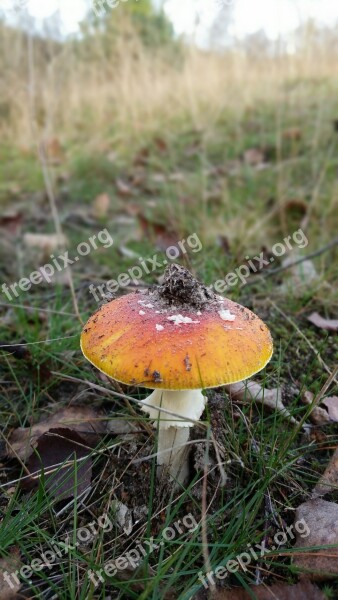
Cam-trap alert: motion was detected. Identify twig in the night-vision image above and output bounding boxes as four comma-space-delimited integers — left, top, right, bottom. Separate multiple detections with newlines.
245, 238, 338, 287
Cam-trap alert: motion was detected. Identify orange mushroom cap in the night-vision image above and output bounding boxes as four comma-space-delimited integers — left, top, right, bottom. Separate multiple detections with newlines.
81, 272, 273, 390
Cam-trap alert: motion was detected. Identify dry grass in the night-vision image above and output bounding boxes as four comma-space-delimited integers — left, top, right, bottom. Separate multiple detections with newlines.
1, 18, 338, 147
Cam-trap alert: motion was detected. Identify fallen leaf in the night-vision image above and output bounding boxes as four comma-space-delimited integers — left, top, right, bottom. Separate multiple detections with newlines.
312, 448, 338, 498
133, 146, 150, 166
225, 381, 297, 424
0, 547, 21, 599
43, 137, 64, 164
282, 127, 302, 141
153, 136, 168, 153
307, 312, 338, 332
217, 235, 231, 255
7, 406, 106, 460
281, 253, 318, 295
301, 390, 330, 425
243, 147, 265, 166
116, 178, 135, 197
293, 498, 338, 579
196, 580, 324, 600
23, 233, 68, 252
0, 211, 23, 236
322, 397, 338, 421
137, 215, 181, 252
92, 192, 110, 218
284, 198, 308, 217
24, 428, 92, 501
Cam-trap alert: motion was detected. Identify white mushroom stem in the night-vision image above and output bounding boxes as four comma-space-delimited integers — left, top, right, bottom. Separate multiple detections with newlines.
141, 389, 206, 484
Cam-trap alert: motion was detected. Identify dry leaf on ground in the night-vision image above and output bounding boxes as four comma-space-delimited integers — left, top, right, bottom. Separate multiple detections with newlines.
116, 178, 135, 197
7, 406, 106, 460
301, 390, 330, 425
43, 137, 65, 164
312, 448, 338, 498
307, 313, 338, 332
0, 211, 23, 236
0, 547, 21, 599
322, 397, 338, 421
225, 381, 297, 423
281, 253, 318, 294
243, 147, 266, 166
137, 214, 181, 252
23, 428, 93, 500
282, 127, 302, 141
92, 192, 110, 218
293, 498, 338, 579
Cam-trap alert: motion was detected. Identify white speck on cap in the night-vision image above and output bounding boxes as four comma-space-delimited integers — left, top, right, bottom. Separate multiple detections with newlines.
139, 310, 145, 315
219, 309, 236, 321
156, 324, 164, 331
138, 300, 154, 308
167, 315, 200, 326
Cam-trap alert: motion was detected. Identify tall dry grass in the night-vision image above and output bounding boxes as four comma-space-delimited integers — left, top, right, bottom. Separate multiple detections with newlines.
1, 16, 338, 147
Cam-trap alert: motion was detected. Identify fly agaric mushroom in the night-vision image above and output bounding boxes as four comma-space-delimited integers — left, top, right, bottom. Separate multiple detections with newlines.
81, 264, 273, 484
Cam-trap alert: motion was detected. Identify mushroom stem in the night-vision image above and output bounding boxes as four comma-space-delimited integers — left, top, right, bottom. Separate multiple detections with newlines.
141, 389, 206, 484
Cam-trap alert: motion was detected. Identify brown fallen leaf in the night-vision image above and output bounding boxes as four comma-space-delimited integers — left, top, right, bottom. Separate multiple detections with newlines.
243, 147, 265, 167
282, 127, 302, 141
23, 428, 93, 501
293, 498, 338, 579
153, 136, 168, 153
301, 390, 330, 425
133, 146, 150, 166
43, 137, 65, 164
225, 381, 298, 424
0, 547, 21, 599
312, 448, 338, 498
322, 397, 338, 421
7, 406, 106, 461
284, 198, 308, 217
137, 215, 181, 253
92, 192, 110, 218
307, 312, 338, 332
0, 211, 23, 236
195, 580, 324, 600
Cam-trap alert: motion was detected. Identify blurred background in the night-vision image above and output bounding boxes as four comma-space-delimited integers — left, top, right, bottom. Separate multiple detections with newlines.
0, 0, 337, 355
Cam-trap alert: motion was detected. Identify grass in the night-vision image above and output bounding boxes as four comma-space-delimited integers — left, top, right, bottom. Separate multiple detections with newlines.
0, 23, 338, 599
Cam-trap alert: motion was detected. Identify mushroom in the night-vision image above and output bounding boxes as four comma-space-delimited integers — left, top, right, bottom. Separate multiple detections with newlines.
80, 264, 273, 484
